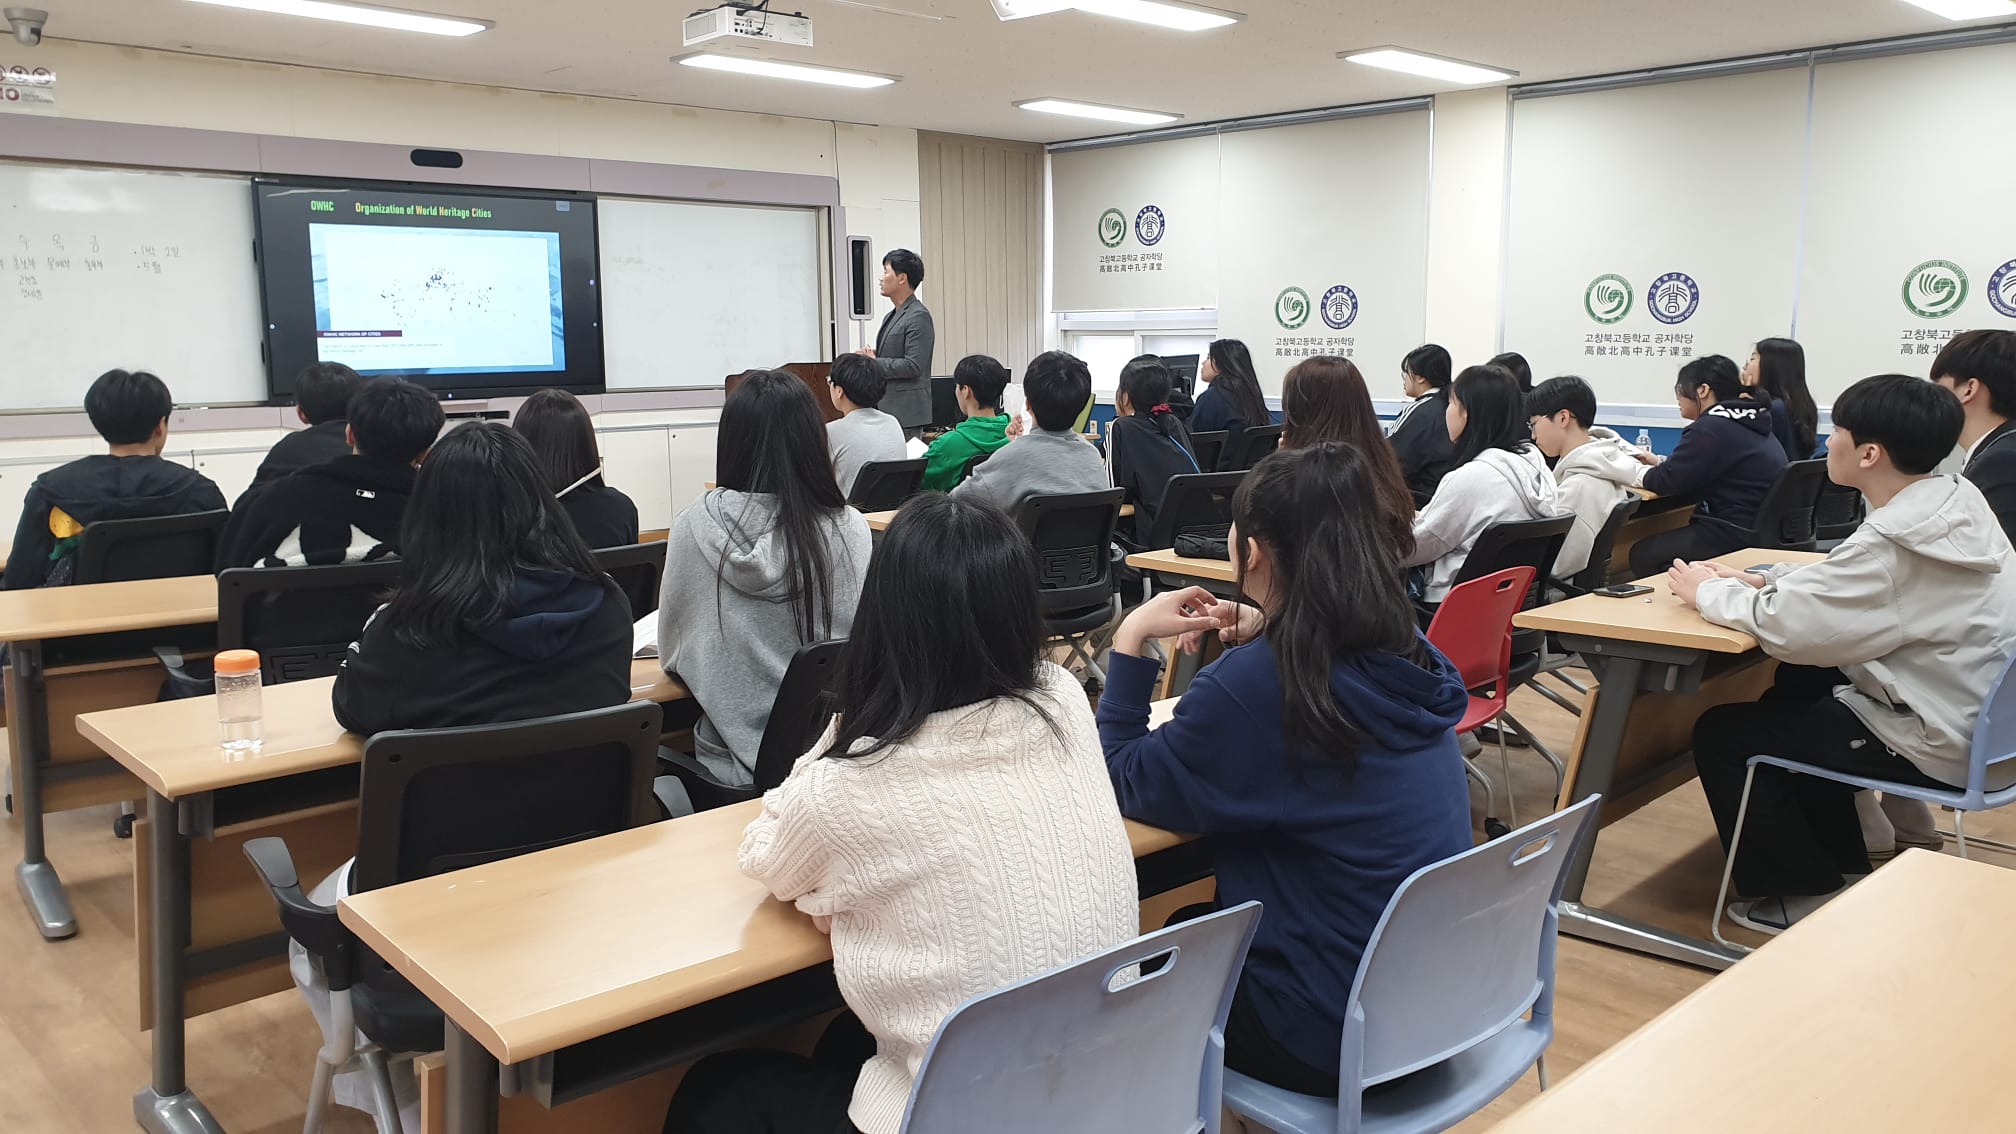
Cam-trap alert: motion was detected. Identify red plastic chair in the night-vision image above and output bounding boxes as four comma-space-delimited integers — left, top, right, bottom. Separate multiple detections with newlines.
1426, 567, 1536, 838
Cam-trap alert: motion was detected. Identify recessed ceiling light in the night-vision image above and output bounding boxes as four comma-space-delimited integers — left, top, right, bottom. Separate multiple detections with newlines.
1016, 98, 1181, 126
1341, 47, 1516, 85
677, 53, 898, 89
1898, 0, 2016, 19
184, 0, 490, 37
1072, 0, 1242, 31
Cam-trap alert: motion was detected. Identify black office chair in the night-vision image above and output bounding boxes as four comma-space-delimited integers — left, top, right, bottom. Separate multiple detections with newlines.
1220, 424, 1284, 471
1813, 478, 1865, 551
1540, 496, 1641, 708
658, 639, 846, 813
243, 700, 663, 1134
1746, 459, 1830, 553
958, 449, 993, 484
1187, 431, 1229, 473
1134, 471, 1247, 600
849, 458, 928, 512
156, 561, 403, 698
1017, 489, 1126, 686
595, 541, 667, 619
71, 509, 229, 585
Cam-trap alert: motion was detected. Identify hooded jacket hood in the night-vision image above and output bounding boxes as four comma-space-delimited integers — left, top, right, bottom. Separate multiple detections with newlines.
471, 568, 613, 662
1704, 398, 1774, 437
1471, 447, 1559, 517
686, 489, 852, 601
1861, 473, 2008, 573
36, 454, 219, 525
1328, 635, 1469, 752
1556, 432, 1645, 487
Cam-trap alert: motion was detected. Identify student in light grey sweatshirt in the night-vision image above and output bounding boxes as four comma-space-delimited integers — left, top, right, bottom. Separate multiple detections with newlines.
826, 353, 908, 499
661, 372, 873, 787
954, 351, 1109, 518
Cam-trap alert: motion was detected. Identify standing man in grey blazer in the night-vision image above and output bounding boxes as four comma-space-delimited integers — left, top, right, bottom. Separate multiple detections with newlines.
858, 248, 935, 381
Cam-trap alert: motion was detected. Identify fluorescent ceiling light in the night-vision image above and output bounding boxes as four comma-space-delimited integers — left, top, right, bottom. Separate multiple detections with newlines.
1341, 47, 1515, 85
1071, 0, 1242, 31
1899, 0, 2016, 19
990, 0, 1076, 18
678, 53, 897, 89
184, 0, 490, 36
1017, 98, 1181, 126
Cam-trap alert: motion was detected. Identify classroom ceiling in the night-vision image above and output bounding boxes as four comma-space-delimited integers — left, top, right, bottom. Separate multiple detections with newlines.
33, 0, 1992, 143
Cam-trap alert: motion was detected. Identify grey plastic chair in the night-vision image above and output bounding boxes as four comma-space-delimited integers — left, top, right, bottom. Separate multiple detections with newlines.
1711, 654, 2016, 954
1222, 795, 1600, 1134
897, 901, 1262, 1134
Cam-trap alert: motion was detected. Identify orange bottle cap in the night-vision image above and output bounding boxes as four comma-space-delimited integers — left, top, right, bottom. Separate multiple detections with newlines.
214, 649, 261, 676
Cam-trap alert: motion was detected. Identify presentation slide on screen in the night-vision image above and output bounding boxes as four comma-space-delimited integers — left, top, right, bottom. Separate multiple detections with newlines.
310, 223, 565, 374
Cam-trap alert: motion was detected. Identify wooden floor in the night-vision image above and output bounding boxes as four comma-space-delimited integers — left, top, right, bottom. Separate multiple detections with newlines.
2, 674, 2009, 1133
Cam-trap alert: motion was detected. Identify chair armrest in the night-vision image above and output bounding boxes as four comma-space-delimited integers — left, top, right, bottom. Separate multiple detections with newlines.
153, 646, 216, 701
243, 837, 355, 990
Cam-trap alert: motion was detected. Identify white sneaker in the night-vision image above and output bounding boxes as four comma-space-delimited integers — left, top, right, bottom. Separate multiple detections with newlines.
1856, 791, 1896, 860
1881, 795, 1944, 851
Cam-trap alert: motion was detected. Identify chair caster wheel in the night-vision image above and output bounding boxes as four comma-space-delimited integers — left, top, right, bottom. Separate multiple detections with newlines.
1484, 818, 1512, 840
113, 812, 135, 839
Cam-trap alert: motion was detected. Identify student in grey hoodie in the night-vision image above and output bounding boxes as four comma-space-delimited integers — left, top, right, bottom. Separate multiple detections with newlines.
1403, 364, 1562, 604
661, 371, 873, 789
954, 350, 1108, 517
1527, 375, 1644, 579
1674, 375, 2016, 935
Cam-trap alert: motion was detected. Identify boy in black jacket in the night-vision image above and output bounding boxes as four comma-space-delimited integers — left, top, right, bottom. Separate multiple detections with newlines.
1932, 329, 2016, 543
249, 362, 363, 492
218, 377, 444, 568
2, 369, 225, 589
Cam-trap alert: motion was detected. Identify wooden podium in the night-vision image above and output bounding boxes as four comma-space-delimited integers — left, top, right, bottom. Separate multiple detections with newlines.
726, 363, 837, 422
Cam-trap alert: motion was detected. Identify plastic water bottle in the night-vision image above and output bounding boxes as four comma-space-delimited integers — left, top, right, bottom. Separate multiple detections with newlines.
215, 649, 264, 752
1635, 429, 1654, 453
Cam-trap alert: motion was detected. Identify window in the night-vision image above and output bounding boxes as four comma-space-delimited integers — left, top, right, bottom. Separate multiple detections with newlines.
1057, 311, 1218, 398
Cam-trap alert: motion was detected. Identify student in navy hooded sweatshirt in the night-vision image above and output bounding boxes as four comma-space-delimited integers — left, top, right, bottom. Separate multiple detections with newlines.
1626, 355, 1788, 576
1099, 441, 1471, 1096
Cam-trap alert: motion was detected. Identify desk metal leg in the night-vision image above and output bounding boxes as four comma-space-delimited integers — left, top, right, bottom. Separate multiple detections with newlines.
1555, 656, 1741, 972
8, 640, 76, 940
445, 1020, 500, 1134
133, 789, 221, 1134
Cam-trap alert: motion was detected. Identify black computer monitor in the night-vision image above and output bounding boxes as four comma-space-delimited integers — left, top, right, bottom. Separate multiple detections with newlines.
1161, 354, 1199, 398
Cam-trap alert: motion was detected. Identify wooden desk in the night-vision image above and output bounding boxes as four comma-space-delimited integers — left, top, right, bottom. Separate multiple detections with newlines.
1494, 851, 2012, 1133
1514, 548, 1826, 971
78, 660, 690, 1134
0, 573, 218, 939
1125, 547, 1238, 586
866, 503, 1133, 532
344, 806, 1194, 1134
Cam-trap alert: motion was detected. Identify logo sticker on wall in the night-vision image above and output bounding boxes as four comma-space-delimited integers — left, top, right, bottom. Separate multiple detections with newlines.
1320, 285, 1359, 330
1134, 205, 1166, 247
1646, 272, 1699, 325
1985, 258, 2016, 320
1098, 209, 1127, 249
1584, 274, 1633, 325
1275, 287, 1311, 330
1903, 260, 1968, 320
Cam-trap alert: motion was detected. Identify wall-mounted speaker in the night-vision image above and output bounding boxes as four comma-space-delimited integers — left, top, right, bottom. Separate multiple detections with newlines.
848, 236, 874, 320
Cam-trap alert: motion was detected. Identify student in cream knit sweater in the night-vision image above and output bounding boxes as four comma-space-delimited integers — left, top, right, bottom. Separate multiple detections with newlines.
663, 493, 1140, 1134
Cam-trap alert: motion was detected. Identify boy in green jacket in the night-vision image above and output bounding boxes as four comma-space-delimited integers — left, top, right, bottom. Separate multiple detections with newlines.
922, 355, 1014, 491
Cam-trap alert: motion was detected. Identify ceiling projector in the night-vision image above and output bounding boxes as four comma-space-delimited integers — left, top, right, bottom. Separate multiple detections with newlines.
683, 4, 815, 47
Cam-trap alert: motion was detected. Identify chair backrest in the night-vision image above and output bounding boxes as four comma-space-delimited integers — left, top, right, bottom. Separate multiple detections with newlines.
1452, 514, 1574, 616
595, 541, 667, 619
1425, 568, 1533, 699
351, 700, 663, 893
1187, 430, 1229, 473
217, 560, 403, 684
1566, 496, 1640, 590
1813, 478, 1865, 542
72, 509, 229, 584
1750, 459, 1829, 551
960, 449, 993, 482
1223, 424, 1284, 471
1016, 488, 1126, 614
751, 639, 849, 793
1341, 796, 1600, 1101
1965, 653, 2016, 796
850, 457, 928, 512
1145, 470, 1247, 551
899, 902, 1262, 1134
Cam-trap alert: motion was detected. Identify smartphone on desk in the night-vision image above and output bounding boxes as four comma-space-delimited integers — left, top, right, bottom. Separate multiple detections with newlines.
1593, 583, 1654, 599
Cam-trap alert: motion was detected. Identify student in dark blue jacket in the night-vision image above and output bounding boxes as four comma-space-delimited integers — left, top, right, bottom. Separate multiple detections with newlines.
1099, 441, 1471, 1096
1627, 355, 1789, 576
1189, 339, 1272, 468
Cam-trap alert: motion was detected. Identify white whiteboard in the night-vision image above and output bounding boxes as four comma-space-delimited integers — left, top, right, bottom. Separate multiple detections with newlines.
598, 197, 823, 388
0, 161, 267, 409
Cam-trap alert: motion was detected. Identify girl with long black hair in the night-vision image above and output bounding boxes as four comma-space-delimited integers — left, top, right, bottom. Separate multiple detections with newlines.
658, 370, 873, 790
1099, 442, 1470, 1097
1742, 337, 1821, 461
512, 387, 640, 549
1191, 338, 1273, 466
663, 493, 1138, 1134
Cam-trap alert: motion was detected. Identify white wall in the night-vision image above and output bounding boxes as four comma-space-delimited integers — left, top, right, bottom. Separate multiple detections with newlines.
1423, 87, 1509, 370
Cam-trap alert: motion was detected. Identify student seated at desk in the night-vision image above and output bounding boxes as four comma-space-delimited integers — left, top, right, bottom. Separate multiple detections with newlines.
952, 349, 1106, 516
1489, 350, 1534, 395
249, 362, 363, 492
1387, 343, 1457, 502
2, 368, 225, 590
1108, 354, 1200, 539
310, 421, 634, 1126
1402, 364, 1560, 605
1190, 338, 1271, 468
1527, 375, 1641, 579
824, 353, 907, 498
1099, 443, 1470, 1096
1278, 355, 1415, 559
1627, 356, 1787, 577
218, 377, 444, 568
1673, 375, 2016, 934
512, 388, 639, 549
660, 370, 872, 795
665, 493, 1137, 1134
1931, 329, 2016, 542
1741, 337, 1822, 463
920, 355, 1013, 491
